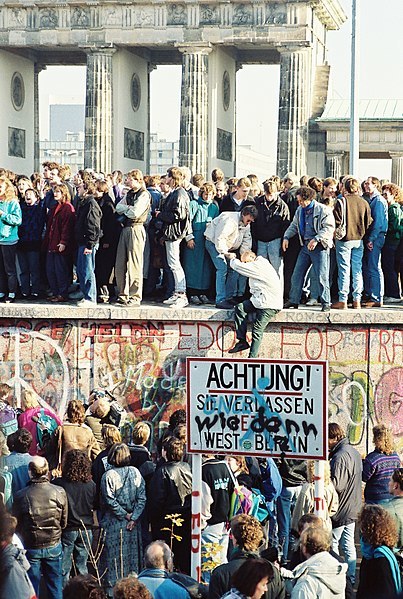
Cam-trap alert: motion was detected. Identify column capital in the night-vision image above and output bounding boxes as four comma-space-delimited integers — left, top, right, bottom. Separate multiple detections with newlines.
326, 150, 345, 158
389, 152, 403, 159
176, 42, 212, 56
34, 63, 47, 75
80, 45, 117, 57
277, 43, 311, 55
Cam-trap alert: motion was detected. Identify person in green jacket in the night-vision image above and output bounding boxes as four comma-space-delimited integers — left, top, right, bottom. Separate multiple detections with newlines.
381, 183, 403, 302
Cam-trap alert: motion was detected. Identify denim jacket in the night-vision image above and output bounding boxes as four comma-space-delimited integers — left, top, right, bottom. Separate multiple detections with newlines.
366, 193, 388, 243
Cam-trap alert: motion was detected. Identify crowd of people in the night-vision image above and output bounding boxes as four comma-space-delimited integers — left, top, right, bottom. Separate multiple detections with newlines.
1, 382, 403, 599
0, 163, 402, 318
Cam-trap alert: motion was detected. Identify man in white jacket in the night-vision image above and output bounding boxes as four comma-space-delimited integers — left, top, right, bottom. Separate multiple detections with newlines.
227, 250, 283, 357
205, 206, 257, 309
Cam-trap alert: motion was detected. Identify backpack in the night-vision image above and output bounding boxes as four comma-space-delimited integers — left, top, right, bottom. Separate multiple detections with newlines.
32, 409, 59, 450
0, 466, 13, 509
229, 485, 271, 524
0, 404, 18, 438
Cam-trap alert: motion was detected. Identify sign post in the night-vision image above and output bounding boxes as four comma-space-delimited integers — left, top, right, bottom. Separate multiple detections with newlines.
187, 357, 328, 580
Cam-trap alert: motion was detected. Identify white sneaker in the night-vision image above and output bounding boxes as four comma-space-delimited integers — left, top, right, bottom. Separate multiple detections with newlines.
77, 299, 97, 307
306, 298, 320, 306
384, 296, 402, 303
163, 293, 179, 305
169, 294, 189, 308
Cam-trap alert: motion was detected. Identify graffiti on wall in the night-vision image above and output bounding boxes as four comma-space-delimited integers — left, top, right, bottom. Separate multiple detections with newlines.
0, 319, 402, 454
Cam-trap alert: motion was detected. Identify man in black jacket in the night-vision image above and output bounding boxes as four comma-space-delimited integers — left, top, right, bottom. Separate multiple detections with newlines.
75, 182, 102, 306
209, 514, 285, 599
252, 178, 290, 276
328, 422, 362, 585
201, 455, 235, 581
13, 456, 68, 598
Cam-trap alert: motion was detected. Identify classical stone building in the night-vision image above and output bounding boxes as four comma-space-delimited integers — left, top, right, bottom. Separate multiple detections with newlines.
0, 0, 346, 177
317, 99, 403, 186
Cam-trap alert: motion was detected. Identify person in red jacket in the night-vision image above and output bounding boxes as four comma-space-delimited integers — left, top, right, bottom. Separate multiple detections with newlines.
43, 183, 76, 302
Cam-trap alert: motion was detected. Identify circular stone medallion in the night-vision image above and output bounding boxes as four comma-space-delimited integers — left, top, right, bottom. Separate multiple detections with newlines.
11, 72, 25, 111
130, 73, 141, 112
222, 70, 230, 111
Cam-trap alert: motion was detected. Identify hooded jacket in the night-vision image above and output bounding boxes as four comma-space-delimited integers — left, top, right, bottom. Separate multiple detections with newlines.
291, 551, 347, 598
0, 543, 37, 599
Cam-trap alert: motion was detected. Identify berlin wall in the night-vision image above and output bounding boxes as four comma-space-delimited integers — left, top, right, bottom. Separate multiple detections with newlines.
1, 306, 402, 456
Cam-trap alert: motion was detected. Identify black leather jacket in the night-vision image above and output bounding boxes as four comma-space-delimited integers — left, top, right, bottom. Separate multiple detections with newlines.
13, 477, 68, 549
147, 461, 192, 525
158, 187, 190, 241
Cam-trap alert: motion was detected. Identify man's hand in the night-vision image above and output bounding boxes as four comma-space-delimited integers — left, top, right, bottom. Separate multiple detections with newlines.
57, 243, 65, 253
187, 240, 195, 250
282, 239, 289, 252
83, 248, 92, 255
366, 241, 373, 251
307, 239, 318, 251
224, 252, 236, 260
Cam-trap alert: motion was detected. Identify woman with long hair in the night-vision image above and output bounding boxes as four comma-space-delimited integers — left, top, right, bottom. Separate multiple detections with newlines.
52, 449, 96, 585
363, 424, 401, 504
0, 175, 22, 302
357, 504, 402, 598
61, 400, 100, 463
43, 183, 76, 302
99, 442, 146, 597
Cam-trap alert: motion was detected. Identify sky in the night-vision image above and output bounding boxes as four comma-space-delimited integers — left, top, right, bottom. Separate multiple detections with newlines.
39, 0, 403, 178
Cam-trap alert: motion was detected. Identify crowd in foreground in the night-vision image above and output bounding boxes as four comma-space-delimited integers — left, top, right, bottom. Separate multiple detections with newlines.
1, 382, 403, 599
0, 164, 402, 322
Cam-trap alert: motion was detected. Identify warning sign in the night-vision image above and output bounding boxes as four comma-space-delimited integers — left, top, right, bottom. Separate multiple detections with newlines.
187, 357, 328, 459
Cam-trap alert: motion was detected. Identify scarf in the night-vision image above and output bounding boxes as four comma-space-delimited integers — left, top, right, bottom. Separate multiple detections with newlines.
360, 539, 402, 594
298, 200, 315, 238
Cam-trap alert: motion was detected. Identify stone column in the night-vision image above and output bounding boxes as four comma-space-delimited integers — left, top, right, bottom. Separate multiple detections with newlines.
325, 152, 345, 180
390, 153, 403, 187
277, 47, 311, 178
178, 45, 211, 177
34, 64, 46, 172
84, 48, 115, 173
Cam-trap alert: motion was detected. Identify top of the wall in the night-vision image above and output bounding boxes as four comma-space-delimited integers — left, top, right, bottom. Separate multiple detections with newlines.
0, 0, 347, 53
0, 300, 401, 326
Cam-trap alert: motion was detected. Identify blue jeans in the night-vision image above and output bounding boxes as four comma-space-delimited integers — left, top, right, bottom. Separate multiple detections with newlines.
257, 238, 283, 276
201, 522, 229, 582
17, 250, 41, 295
205, 240, 229, 303
26, 541, 63, 598
335, 239, 364, 301
289, 243, 330, 306
332, 522, 357, 583
276, 485, 302, 564
226, 270, 246, 299
363, 236, 385, 302
62, 528, 92, 585
77, 245, 98, 302
165, 239, 186, 293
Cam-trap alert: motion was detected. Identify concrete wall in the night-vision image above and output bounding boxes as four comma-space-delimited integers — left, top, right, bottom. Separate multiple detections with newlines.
113, 48, 149, 172
3, 308, 403, 456
0, 50, 34, 172
208, 47, 236, 178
